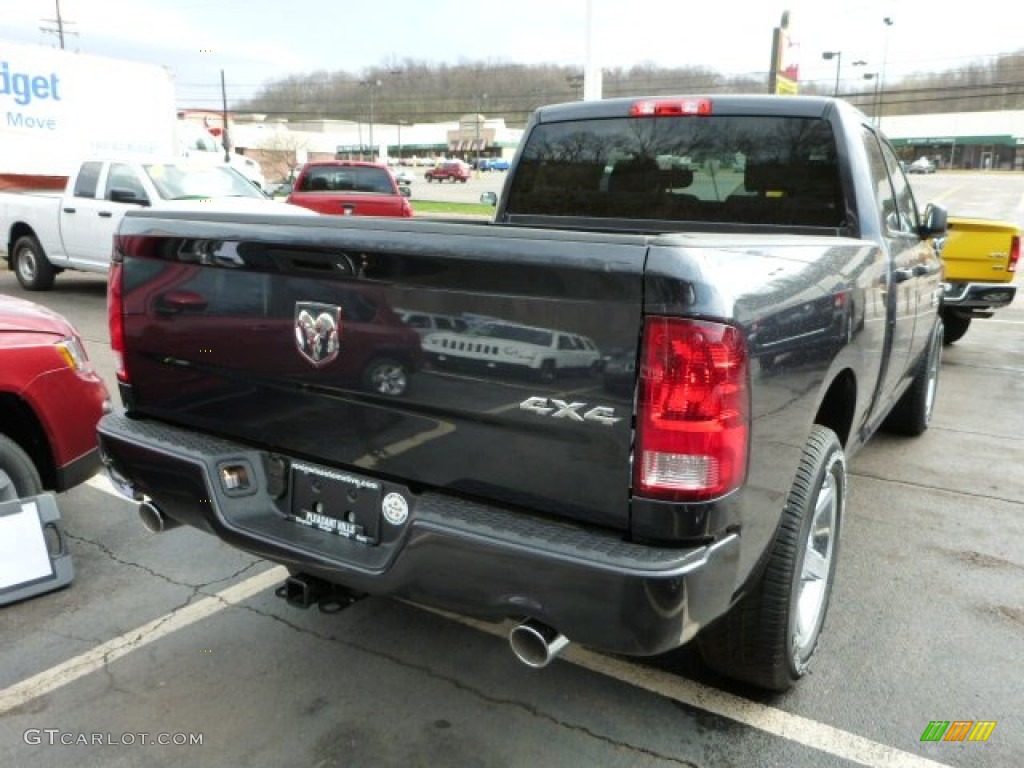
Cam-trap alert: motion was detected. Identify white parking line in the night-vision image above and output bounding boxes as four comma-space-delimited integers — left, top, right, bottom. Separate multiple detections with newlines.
12, 474, 949, 768
0, 565, 288, 715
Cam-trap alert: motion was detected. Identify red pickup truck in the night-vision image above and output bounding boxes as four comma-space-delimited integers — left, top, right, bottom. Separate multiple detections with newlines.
287, 161, 413, 217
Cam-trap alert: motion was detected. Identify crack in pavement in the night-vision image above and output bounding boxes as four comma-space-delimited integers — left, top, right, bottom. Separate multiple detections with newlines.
850, 471, 1023, 507
62, 531, 264, 592
235, 600, 699, 767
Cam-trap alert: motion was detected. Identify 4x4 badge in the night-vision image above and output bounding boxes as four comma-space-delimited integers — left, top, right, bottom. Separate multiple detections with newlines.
295, 302, 342, 367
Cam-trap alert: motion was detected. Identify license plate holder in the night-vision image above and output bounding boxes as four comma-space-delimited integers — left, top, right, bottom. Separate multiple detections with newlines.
288, 462, 381, 544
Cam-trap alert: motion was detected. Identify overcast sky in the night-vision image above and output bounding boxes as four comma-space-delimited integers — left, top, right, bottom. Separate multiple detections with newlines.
2, 0, 1020, 109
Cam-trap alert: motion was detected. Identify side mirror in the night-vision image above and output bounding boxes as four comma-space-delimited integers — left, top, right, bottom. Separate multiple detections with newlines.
399, 186, 412, 198
480, 191, 497, 207
919, 203, 948, 238
109, 187, 149, 206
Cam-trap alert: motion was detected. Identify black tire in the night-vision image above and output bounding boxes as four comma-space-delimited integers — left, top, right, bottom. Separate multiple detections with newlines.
12, 234, 56, 291
698, 425, 845, 691
361, 358, 410, 397
538, 360, 556, 383
940, 309, 970, 345
0, 434, 43, 502
884, 320, 943, 436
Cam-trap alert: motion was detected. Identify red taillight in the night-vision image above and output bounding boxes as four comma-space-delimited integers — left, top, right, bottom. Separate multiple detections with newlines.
630, 98, 712, 117
107, 261, 128, 383
634, 317, 749, 502
1008, 234, 1020, 273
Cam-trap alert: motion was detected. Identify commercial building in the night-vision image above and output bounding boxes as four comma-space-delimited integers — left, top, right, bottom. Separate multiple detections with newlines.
181, 110, 523, 184
880, 110, 1024, 171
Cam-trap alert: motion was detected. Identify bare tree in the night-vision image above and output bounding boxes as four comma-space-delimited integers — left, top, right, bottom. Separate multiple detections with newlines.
254, 130, 311, 183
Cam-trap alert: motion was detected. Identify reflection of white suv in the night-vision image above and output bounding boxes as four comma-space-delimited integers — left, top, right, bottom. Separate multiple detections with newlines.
395, 309, 469, 335
422, 321, 600, 381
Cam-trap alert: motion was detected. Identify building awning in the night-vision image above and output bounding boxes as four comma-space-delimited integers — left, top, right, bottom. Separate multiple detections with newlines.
890, 135, 1017, 147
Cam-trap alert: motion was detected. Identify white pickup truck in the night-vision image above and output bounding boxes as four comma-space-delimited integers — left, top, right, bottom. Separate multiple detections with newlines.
1, 158, 306, 290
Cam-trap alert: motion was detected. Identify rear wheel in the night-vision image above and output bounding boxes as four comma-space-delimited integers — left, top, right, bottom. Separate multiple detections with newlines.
538, 360, 556, 383
361, 358, 410, 397
0, 434, 43, 502
940, 309, 970, 345
698, 425, 845, 691
884, 320, 943, 436
13, 235, 56, 291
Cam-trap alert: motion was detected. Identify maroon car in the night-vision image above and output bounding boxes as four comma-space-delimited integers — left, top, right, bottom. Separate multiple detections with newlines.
115, 258, 424, 402
424, 161, 471, 183
287, 161, 414, 217
0, 294, 110, 500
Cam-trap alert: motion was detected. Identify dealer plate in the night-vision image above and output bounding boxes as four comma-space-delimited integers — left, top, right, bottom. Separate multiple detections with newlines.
288, 461, 382, 544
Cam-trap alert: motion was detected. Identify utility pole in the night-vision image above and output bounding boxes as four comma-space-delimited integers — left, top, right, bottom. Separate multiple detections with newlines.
40, 0, 77, 49
221, 70, 231, 162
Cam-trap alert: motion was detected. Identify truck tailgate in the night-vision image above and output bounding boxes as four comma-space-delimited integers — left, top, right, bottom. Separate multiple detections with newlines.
943, 216, 1020, 284
115, 213, 646, 530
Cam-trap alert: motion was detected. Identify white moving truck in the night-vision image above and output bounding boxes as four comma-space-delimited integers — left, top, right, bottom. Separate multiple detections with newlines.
1, 40, 177, 189
0, 40, 264, 191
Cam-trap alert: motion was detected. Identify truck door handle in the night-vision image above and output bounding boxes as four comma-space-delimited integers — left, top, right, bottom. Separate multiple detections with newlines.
63, 207, 76, 214
892, 268, 914, 283
98, 211, 113, 218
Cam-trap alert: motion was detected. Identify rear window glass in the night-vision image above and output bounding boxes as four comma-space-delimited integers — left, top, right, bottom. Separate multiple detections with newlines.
298, 166, 396, 194
505, 115, 844, 227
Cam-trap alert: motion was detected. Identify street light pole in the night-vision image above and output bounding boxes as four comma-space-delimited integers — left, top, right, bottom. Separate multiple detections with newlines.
360, 79, 382, 159
863, 73, 880, 123
475, 93, 487, 174
878, 17, 894, 128
822, 50, 842, 96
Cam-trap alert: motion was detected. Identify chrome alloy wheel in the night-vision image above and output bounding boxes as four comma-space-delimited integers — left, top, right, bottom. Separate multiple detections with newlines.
923, 324, 943, 423
16, 245, 39, 284
369, 362, 408, 396
793, 466, 839, 658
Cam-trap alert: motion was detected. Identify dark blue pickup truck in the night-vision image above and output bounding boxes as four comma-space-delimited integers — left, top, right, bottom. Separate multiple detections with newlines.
97, 95, 947, 691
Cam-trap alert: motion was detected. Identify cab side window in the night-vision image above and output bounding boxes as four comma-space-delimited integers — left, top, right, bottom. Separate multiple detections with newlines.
105, 163, 149, 203
880, 142, 919, 235
73, 162, 103, 199
861, 127, 919, 236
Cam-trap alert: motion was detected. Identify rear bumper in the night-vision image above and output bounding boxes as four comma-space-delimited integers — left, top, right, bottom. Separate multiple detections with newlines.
942, 281, 1017, 310
96, 410, 740, 657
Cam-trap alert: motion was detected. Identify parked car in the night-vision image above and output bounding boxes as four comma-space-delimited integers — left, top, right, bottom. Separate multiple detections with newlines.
0, 294, 110, 500
422, 320, 601, 381
489, 158, 511, 171
265, 180, 294, 198
111, 262, 424, 399
391, 168, 416, 185
425, 161, 471, 183
287, 161, 413, 217
395, 308, 469, 335
907, 156, 936, 174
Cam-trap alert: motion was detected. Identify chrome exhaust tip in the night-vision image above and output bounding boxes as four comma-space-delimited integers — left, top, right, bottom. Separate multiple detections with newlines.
509, 619, 569, 669
138, 500, 179, 533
